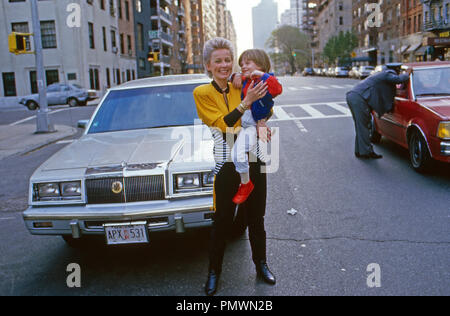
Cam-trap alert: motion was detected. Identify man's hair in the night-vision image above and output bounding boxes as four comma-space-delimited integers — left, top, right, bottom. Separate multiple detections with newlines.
203, 37, 235, 78
238, 49, 272, 73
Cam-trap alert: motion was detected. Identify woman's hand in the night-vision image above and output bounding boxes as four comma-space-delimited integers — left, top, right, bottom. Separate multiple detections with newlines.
257, 119, 272, 143
243, 80, 268, 107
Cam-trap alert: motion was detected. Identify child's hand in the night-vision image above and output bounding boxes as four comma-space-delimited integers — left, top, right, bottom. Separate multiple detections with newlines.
232, 73, 243, 89
251, 70, 264, 80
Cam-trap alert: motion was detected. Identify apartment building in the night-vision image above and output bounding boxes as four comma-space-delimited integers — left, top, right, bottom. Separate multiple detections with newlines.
422, 0, 450, 60
316, 0, 352, 53
0, 0, 137, 97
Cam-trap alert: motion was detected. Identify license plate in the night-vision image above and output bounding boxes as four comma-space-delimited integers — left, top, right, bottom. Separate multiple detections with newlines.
104, 222, 149, 245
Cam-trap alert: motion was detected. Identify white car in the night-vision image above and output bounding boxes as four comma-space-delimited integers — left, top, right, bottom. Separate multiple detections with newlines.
23, 75, 218, 247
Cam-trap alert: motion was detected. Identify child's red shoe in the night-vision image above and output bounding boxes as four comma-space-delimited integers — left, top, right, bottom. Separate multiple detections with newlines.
232, 180, 254, 205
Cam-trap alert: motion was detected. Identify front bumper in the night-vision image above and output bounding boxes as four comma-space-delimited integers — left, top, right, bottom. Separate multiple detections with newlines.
23, 196, 214, 238
440, 141, 450, 157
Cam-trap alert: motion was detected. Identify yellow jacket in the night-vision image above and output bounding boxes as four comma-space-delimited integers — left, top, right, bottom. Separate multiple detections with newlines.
193, 82, 242, 133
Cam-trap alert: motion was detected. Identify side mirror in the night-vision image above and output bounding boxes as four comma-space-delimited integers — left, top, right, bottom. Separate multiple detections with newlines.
77, 119, 89, 129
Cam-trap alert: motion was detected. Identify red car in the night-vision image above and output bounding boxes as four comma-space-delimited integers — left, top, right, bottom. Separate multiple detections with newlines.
370, 61, 450, 172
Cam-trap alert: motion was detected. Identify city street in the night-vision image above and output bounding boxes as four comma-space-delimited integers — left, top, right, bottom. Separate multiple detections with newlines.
0, 76, 449, 296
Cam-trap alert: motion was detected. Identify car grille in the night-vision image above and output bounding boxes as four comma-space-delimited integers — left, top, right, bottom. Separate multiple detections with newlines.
85, 175, 165, 204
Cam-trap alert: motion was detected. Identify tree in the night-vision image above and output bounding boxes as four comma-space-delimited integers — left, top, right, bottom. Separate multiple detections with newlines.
266, 25, 311, 75
322, 31, 358, 66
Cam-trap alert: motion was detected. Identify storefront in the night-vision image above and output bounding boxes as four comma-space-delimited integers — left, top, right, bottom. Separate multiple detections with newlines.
426, 31, 450, 61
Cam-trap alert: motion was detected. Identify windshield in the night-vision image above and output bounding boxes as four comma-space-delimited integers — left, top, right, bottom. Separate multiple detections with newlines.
88, 83, 201, 134
413, 67, 450, 97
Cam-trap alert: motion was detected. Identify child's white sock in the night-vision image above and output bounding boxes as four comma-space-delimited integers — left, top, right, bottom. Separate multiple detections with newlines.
240, 172, 250, 184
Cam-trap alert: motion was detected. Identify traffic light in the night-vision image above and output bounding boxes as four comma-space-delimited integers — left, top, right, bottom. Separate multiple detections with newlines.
147, 52, 160, 63
292, 51, 297, 57
8, 32, 31, 55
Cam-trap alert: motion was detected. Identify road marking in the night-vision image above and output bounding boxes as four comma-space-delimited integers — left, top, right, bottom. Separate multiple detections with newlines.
56, 139, 75, 144
0, 217, 15, 221
288, 87, 299, 91
327, 102, 351, 115
288, 113, 308, 133
9, 108, 68, 126
316, 85, 329, 89
273, 106, 291, 120
330, 85, 346, 89
301, 104, 326, 118
301, 86, 314, 90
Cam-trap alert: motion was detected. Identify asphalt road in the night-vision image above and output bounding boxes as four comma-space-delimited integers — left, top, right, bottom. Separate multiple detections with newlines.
0, 76, 449, 296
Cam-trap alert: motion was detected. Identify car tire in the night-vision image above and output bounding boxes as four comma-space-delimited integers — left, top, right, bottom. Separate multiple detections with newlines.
26, 101, 38, 111
68, 98, 79, 107
408, 130, 432, 173
369, 114, 382, 144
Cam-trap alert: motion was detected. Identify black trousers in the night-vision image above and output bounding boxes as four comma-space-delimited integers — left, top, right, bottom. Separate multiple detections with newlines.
209, 160, 267, 273
346, 91, 374, 155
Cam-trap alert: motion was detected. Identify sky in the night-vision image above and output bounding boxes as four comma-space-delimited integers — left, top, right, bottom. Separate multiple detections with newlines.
226, 0, 290, 56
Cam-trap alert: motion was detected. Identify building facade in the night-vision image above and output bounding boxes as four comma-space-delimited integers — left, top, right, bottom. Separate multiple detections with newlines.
1, 0, 137, 97
422, 0, 450, 60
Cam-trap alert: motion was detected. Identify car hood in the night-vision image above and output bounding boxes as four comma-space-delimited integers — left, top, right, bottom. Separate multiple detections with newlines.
418, 97, 450, 119
33, 126, 214, 179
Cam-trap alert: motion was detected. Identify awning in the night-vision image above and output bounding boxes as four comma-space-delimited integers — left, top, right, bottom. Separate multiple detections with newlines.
406, 43, 422, 53
397, 45, 409, 54
414, 45, 426, 56
351, 56, 373, 62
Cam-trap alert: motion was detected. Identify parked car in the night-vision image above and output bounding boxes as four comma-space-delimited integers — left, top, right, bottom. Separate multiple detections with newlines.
335, 67, 350, 77
358, 66, 375, 79
349, 66, 360, 78
370, 61, 450, 172
370, 65, 386, 76
327, 67, 336, 77
19, 83, 96, 110
302, 67, 315, 76
23, 74, 218, 247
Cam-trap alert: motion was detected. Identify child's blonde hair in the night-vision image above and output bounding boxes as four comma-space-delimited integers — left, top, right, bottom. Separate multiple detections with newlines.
238, 49, 272, 73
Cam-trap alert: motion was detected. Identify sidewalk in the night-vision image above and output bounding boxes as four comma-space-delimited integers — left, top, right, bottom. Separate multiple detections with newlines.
0, 123, 77, 161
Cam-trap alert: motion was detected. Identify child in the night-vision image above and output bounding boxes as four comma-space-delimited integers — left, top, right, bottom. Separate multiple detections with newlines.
231, 49, 283, 205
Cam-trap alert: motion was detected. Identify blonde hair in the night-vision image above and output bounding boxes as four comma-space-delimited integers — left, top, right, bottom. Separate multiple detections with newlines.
203, 38, 235, 78
238, 49, 272, 73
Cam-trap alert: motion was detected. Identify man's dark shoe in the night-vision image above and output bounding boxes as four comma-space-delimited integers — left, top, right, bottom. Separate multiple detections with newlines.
205, 270, 220, 296
256, 261, 276, 285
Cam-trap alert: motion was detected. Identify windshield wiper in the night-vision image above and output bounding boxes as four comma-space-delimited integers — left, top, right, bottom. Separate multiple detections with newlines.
416, 93, 450, 97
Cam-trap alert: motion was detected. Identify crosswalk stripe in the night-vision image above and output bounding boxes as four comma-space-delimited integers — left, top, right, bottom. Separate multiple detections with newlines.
287, 87, 299, 91
301, 86, 314, 90
316, 85, 328, 89
301, 104, 326, 117
326, 102, 351, 115
273, 106, 291, 120
330, 85, 345, 89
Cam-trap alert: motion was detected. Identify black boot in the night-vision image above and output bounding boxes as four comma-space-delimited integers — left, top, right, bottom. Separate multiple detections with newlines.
205, 270, 220, 296
256, 261, 276, 285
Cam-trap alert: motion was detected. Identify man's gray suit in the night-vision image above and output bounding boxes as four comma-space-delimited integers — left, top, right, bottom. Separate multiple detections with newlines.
346, 69, 410, 156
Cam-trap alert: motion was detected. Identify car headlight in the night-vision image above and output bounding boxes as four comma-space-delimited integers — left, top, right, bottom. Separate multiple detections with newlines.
173, 172, 214, 194
33, 181, 82, 201
37, 183, 60, 198
437, 122, 450, 139
61, 181, 82, 196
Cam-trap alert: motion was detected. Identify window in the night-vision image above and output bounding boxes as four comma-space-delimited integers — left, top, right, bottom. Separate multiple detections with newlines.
100, 0, 105, 10
136, 0, 142, 13
125, 1, 130, 20
137, 23, 144, 51
111, 30, 116, 49
127, 35, 132, 54
41, 21, 57, 49
106, 68, 111, 88
89, 68, 100, 90
120, 33, 124, 54
88, 22, 95, 49
46, 70, 59, 86
2, 73, 17, 97
102, 27, 107, 51
339, 17, 343, 25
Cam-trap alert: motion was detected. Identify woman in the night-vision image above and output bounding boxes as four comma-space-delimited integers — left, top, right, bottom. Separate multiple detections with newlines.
193, 38, 276, 296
